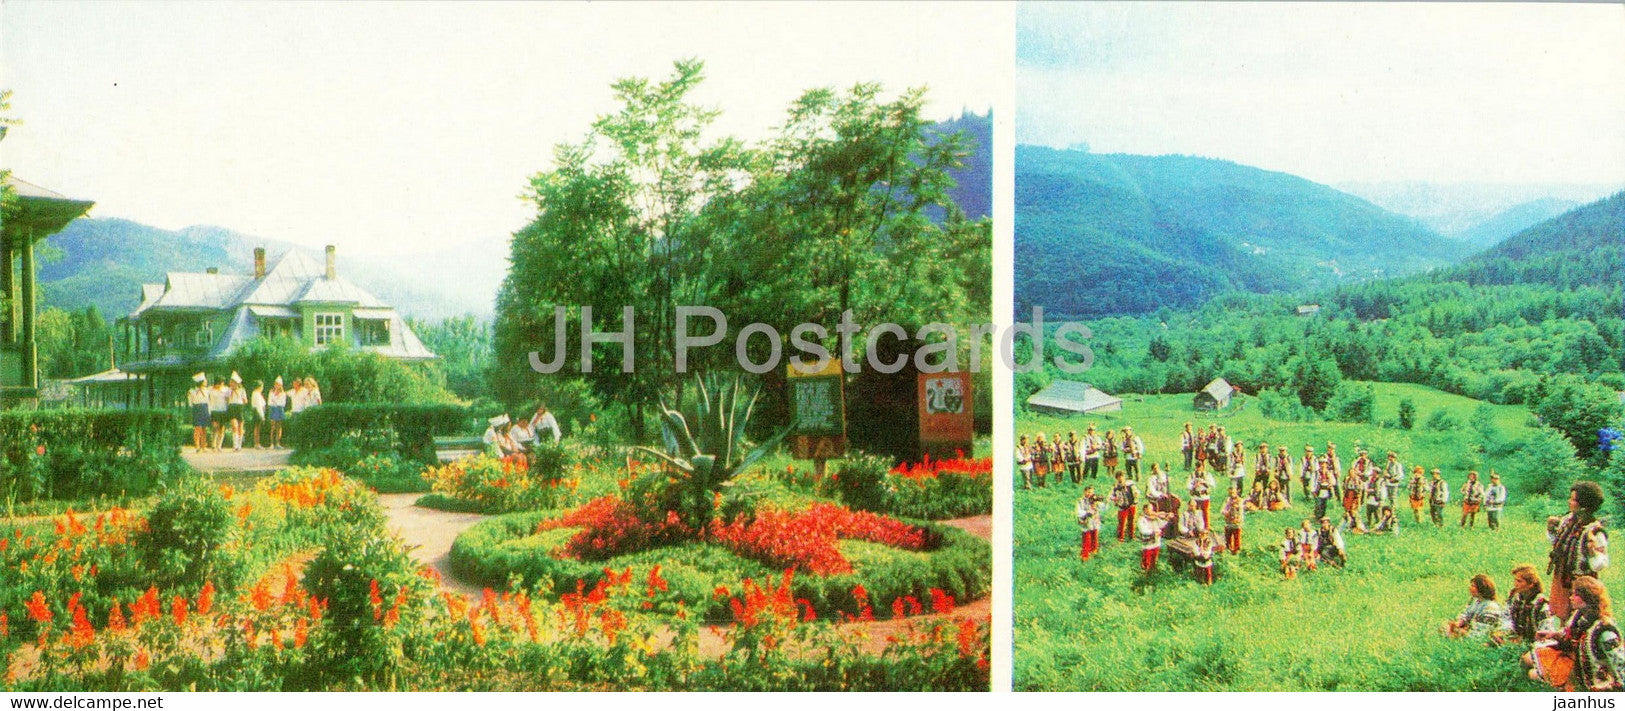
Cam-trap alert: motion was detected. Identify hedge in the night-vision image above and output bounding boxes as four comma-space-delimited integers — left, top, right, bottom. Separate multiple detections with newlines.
0, 408, 185, 502
449, 510, 991, 623
282, 403, 468, 463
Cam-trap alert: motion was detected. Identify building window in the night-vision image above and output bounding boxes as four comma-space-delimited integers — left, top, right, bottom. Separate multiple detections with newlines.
314, 313, 344, 346
356, 318, 390, 346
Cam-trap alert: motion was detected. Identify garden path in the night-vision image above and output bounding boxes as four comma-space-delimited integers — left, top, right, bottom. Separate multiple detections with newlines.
180, 447, 292, 474
376, 493, 486, 596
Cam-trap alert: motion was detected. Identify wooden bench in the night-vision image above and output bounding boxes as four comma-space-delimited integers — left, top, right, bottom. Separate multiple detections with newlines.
432, 435, 484, 463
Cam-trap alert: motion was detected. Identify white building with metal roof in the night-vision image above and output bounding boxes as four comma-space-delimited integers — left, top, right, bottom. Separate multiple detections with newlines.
119, 245, 435, 405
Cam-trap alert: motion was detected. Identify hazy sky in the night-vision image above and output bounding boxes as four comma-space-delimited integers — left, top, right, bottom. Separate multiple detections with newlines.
1, 2, 1007, 256
1017, 3, 1625, 186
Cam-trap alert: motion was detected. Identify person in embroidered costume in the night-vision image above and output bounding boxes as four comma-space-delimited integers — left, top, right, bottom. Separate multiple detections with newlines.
1180, 422, 1196, 471
1111, 472, 1140, 543
1220, 488, 1246, 554
1121, 426, 1144, 480
1316, 516, 1347, 569
1076, 486, 1104, 561
1525, 576, 1625, 691
1407, 466, 1428, 524
1016, 434, 1034, 489
1193, 530, 1218, 585
1428, 468, 1450, 527
1081, 424, 1103, 481
1459, 470, 1486, 529
1279, 528, 1301, 580
1137, 506, 1168, 573
1547, 481, 1610, 619
1499, 564, 1557, 646
1443, 574, 1504, 638
1484, 471, 1508, 531
1063, 430, 1083, 485
1187, 462, 1215, 529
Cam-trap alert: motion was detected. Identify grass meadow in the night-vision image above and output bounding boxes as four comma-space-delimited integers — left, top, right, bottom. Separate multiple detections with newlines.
1014, 383, 1617, 691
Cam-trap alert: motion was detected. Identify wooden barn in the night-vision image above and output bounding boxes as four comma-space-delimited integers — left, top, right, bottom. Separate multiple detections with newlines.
1026, 380, 1122, 416
1194, 377, 1235, 411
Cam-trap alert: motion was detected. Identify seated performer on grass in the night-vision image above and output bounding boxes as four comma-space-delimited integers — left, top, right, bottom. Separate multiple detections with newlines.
1362, 469, 1388, 531
1428, 469, 1450, 527
1369, 504, 1400, 535
1500, 564, 1557, 646
1485, 472, 1508, 531
1265, 479, 1290, 511
1297, 520, 1319, 572
1407, 466, 1427, 524
1548, 481, 1610, 619
1316, 517, 1347, 568
1076, 486, 1104, 561
1193, 530, 1217, 585
1178, 498, 1206, 537
1525, 576, 1625, 691
1443, 574, 1504, 639
1221, 488, 1246, 554
1279, 528, 1301, 580
1245, 479, 1267, 512
1111, 473, 1140, 543
1460, 470, 1486, 529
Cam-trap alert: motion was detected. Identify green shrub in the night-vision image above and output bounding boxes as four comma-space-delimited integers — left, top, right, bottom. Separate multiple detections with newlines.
283, 403, 467, 462
1424, 409, 1461, 431
303, 521, 434, 687
139, 478, 236, 590
0, 408, 183, 502
831, 454, 892, 513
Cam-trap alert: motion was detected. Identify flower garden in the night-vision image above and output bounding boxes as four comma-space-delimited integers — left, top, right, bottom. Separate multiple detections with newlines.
1, 406, 993, 691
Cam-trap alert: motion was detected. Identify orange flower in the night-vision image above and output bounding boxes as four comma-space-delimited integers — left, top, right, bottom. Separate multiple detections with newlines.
69, 604, 94, 648
0, 611, 8, 638
171, 596, 188, 626
250, 580, 273, 612
271, 629, 284, 650
369, 579, 383, 620
293, 618, 309, 648
197, 581, 215, 616
132, 649, 151, 671
470, 618, 486, 647
24, 591, 52, 624
107, 602, 127, 632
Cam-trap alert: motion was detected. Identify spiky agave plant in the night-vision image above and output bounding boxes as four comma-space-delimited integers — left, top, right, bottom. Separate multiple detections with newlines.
634, 374, 796, 529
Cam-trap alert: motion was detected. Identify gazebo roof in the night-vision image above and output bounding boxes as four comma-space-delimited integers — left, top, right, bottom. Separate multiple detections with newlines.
3, 175, 94, 243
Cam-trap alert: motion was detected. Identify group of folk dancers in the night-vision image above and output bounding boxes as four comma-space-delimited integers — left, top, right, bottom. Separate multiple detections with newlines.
1032, 422, 1513, 584
1040, 422, 1619, 690
1438, 481, 1618, 691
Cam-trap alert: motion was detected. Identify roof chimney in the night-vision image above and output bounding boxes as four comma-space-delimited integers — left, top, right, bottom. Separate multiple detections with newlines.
254, 248, 266, 279
325, 245, 336, 280
206, 267, 218, 274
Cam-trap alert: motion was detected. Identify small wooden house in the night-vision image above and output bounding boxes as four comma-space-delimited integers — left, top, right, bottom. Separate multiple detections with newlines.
1194, 377, 1234, 411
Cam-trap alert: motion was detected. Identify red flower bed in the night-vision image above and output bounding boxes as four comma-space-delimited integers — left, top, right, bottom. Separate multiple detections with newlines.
889, 453, 992, 481
534, 496, 692, 560
535, 497, 931, 577
709, 503, 929, 576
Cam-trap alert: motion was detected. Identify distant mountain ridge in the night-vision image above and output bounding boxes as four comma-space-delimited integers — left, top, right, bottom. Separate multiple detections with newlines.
1337, 180, 1623, 247
38, 217, 499, 321
1016, 147, 1468, 318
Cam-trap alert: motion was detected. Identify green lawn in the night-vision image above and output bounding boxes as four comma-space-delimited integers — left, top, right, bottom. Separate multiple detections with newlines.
1014, 383, 1612, 691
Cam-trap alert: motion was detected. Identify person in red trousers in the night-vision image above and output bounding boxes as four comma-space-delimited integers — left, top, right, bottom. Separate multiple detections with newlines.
1076, 486, 1104, 561
1137, 506, 1168, 573
1111, 472, 1140, 543
1220, 487, 1245, 554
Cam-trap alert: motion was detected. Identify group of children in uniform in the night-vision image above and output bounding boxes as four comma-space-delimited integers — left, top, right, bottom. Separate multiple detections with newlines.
1438, 481, 1620, 691
187, 371, 321, 452
481, 404, 564, 460
1054, 421, 1513, 584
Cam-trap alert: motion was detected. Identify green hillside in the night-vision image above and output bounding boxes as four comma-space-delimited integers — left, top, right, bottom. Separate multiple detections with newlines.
1015, 147, 1468, 318
1014, 387, 1616, 691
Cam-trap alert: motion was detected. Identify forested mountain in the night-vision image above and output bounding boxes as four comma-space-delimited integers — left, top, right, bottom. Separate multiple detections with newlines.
934, 109, 992, 220
1024, 193, 1624, 455
1016, 147, 1466, 318
1453, 197, 1579, 249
